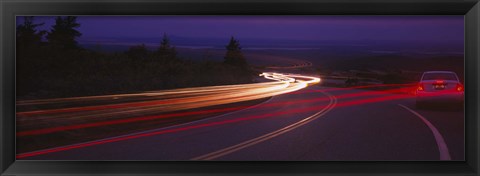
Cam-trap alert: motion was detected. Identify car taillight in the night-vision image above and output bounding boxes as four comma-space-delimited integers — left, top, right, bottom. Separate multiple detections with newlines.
456, 83, 464, 91
417, 83, 425, 91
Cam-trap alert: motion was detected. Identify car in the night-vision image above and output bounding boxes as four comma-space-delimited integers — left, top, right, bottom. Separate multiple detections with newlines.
415, 71, 464, 109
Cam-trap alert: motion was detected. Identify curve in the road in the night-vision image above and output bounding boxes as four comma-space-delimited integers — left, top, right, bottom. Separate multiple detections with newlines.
16, 72, 322, 158
192, 90, 337, 160
398, 104, 451, 160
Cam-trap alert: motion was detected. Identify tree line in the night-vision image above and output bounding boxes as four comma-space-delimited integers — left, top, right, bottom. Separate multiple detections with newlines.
16, 16, 254, 100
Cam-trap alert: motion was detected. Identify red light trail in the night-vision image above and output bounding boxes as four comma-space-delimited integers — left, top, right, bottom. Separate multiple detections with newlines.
16, 72, 432, 159
17, 93, 415, 159
17, 86, 413, 137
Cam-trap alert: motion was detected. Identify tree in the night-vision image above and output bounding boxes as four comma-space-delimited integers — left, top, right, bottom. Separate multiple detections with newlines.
16, 16, 46, 48
46, 16, 82, 49
16, 17, 47, 98
157, 33, 177, 61
224, 36, 247, 68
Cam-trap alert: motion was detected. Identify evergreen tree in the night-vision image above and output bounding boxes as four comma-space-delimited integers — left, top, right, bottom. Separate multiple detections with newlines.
224, 36, 247, 68
157, 33, 177, 60
16, 16, 46, 48
46, 16, 82, 49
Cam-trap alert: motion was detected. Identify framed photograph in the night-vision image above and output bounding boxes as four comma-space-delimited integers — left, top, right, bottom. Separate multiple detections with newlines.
1, 0, 479, 175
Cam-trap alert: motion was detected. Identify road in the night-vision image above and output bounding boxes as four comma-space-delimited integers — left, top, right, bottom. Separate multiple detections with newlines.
17, 77, 464, 160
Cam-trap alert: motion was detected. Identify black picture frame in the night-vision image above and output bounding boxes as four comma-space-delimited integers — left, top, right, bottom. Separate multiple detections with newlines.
1, 0, 479, 175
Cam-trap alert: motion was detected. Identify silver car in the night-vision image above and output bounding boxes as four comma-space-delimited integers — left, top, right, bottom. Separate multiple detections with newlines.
415, 71, 464, 108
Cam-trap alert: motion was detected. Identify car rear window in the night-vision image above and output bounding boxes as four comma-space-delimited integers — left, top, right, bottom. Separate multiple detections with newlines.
422, 73, 458, 81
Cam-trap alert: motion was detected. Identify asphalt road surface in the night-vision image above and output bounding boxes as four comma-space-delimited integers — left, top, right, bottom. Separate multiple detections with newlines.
19, 83, 464, 160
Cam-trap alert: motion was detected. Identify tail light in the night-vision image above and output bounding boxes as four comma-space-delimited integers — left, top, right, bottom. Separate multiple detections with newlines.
417, 83, 425, 91
456, 83, 464, 91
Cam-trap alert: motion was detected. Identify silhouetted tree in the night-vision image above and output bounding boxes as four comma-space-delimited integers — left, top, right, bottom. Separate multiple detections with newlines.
46, 16, 82, 49
157, 33, 177, 61
16, 16, 46, 48
16, 17, 48, 98
16, 21, 257, 100
224, 36, 247, 68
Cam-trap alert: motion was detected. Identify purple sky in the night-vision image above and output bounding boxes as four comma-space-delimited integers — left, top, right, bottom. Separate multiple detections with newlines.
17, 16, 464, 44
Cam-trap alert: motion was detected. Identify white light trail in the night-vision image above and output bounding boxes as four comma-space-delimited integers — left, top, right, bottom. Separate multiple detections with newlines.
17, 72, 322, 125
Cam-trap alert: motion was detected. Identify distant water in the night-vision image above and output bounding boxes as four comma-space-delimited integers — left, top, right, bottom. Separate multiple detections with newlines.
243, 47, 324, 50
369, 50, 463, 55
369, 50, 398, 54
80, 41, 464, 56
81, 43, 345, 52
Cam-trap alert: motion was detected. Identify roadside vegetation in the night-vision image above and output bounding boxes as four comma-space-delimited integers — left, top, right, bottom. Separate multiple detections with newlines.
16, 16, 254, 100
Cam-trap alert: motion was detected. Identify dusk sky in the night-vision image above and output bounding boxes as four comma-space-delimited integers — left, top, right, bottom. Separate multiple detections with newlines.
17, 16, 464, 46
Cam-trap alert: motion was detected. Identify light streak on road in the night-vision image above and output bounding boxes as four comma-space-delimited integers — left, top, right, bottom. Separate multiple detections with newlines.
15, 77, 453, 159
16, 91, 416, 159
17, 72, 321, 127
16, 71, 422, 156
17, 86, 413, 137
16, 81, 286, 106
